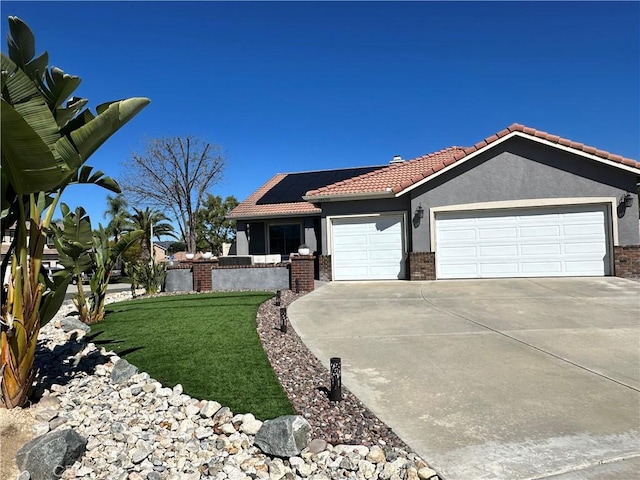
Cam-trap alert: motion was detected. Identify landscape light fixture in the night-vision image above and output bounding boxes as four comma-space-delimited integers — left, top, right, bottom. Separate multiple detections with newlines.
415, 204, 424, 219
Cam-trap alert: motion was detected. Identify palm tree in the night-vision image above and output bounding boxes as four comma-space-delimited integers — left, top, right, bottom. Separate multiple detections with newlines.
125, 208, 176, 263
1, 17, 149, 408
104, 194, 129, 242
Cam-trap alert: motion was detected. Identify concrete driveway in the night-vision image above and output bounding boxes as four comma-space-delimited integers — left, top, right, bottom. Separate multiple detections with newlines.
289, 278, 640, 480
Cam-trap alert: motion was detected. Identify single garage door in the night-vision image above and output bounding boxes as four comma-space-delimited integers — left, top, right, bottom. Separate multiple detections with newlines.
332, 215, 405, 280
435, 205, 611, 279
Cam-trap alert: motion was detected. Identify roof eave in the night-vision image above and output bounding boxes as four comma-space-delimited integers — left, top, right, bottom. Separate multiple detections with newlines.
393, 131, 640, 198
227, 211, 321, 221
302, 190, 394, 203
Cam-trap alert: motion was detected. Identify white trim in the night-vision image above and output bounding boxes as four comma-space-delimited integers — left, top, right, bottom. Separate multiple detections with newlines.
429, 197, 619, 249
393, 131, 640, 197
327, 212, 408, 280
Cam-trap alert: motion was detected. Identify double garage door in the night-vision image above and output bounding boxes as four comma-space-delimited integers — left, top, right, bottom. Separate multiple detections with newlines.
332, 215, 405, 281
435, 205, 611, 279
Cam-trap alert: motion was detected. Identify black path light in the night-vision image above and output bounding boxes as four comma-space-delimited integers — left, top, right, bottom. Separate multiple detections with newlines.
329, 357, 342, 402
279, 306, 288, 334
275, 290, 281, 306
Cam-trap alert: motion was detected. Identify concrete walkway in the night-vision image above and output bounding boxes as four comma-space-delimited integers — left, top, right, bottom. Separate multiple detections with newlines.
289, 278, 640, 480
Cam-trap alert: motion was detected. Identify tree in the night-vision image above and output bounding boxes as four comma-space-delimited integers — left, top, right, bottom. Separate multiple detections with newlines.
120, 136, 226, 253
195, 194, 239, 255
104, 193, 129, 242
168, 241, 186, 254
124, 207, 175, 264
1, 16, 149, 408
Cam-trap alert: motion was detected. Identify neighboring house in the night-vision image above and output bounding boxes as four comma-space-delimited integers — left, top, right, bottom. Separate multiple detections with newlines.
153, 243, 168, 261
228, 124, 640, 281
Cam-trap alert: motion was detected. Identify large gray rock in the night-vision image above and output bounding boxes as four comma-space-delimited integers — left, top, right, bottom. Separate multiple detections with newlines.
16, 428, 87, 480
254, 415, 310, 457
59, 316, 90, 333
110, 359, 138, 384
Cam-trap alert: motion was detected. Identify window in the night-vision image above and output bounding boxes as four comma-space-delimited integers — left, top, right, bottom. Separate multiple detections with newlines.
268, 223, 301, 256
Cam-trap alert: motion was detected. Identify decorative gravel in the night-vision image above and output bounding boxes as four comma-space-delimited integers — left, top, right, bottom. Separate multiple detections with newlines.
257, 290, 411, 450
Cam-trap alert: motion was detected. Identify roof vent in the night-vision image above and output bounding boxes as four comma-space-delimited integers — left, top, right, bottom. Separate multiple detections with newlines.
390, 155, 403, 165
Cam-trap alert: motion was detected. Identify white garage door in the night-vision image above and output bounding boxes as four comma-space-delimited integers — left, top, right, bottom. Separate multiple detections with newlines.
435, 205, 610, 279
332, 215, 405, 280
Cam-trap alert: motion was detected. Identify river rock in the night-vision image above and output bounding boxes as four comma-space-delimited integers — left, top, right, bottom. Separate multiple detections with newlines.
254, 415, 310, 457
16, 428, 87, 480
110, 359, 138, 384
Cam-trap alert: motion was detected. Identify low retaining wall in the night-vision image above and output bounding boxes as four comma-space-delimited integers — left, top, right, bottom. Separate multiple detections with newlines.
212, 265, 289, 291
165, 267, 193, 292
165, 256, 315, 292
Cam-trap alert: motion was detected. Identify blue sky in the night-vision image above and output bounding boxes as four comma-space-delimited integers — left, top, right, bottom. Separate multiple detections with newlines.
3, 1, 639, 236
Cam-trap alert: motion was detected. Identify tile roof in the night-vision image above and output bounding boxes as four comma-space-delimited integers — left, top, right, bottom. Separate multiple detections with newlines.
228, 165, 387, 219
305, 146, 466, 198
228, 174, 322, 219
304, 123, 640, 199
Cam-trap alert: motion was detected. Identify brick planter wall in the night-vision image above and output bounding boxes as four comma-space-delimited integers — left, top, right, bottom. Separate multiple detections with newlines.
614, 245, 640, 278
319, 255, 332, 282
408, 252, 436, 281
290, 255, 315, 292
192, 260, 218, 291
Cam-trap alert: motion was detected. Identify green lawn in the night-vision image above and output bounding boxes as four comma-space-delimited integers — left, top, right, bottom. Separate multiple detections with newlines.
90, 292, 295, 419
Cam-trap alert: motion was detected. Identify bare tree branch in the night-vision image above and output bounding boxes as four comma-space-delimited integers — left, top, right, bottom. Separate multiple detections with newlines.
120, 136, 227, 253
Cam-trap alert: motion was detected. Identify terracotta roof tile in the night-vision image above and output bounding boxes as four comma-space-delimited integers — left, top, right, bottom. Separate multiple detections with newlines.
306, 147, 466, 198
305, 123, 639, 199
228, 174, 321, 219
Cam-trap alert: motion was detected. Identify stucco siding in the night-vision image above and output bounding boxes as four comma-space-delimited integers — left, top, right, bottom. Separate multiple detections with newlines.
411, 137, 639, 252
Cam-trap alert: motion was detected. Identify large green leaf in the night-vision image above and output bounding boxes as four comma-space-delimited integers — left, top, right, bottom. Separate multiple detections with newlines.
1, 102, 68, 194
54, 97, 87, 128
23, 51, 48, 81
69, 97, 150, 161
39, 271, 73, 326
43, 67, 81, 110
1, 54, 62, 151
111, 229, 143, 262
68, 165, 120, 194
7, 16, 35, 69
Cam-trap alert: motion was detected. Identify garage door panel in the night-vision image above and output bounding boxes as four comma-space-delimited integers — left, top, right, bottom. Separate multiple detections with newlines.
564, 243, 606, 254
436, 205, 610, 279
563, 224, 604, 236
520, 225, 562, 238
438, 229, 477, 241
440, 246, 478, 258
521, 262, 563, 274
478, 227, 518, 239
520, 244, 562, 256
479, 245, 519, 257
332, 215, 405, 281
439, 263, 478, 277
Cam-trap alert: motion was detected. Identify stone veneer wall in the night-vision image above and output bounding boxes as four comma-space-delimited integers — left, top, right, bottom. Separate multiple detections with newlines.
408, 252, 436, 281
614, 245, 640, 278
318, 255, 332, 282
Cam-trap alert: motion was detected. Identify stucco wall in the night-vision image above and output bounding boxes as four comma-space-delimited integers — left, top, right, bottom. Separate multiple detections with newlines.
212, 266, 289, 290
410, 137, 639, 251
319, 197, 410, 252
165, 268, 193, 292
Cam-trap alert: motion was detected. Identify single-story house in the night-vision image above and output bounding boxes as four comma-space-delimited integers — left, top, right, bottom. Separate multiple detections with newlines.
228, 124, 640, 281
